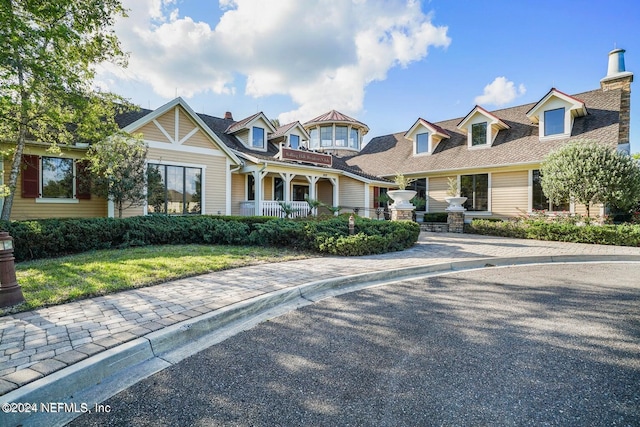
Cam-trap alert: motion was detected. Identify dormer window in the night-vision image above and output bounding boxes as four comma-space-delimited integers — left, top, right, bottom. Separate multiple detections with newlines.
416, 133, 429, 154
289, 134, 300, 149
457, 106, 509, 149
405, 118, 450, 156
544, 108, 565, 136
526, 89, 587, 140
252, 127, 265, 148
471, 122, 487, 146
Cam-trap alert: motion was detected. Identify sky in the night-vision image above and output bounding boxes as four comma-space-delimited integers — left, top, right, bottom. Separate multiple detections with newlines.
96, 0, 640, 153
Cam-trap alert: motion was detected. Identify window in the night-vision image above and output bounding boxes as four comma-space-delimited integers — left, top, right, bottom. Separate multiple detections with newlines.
252, 127, 265, 148
147, 164, 202, 215
416, 133, 429, 154
274, 177, 284, 201
42, 157, 74, 198
289, 134, 300, 149
292, 184, 308, 201
349, 128, 359, 149
309, 128, 319, 149
471, 122, 487, 146
532, 170, 569, 211
544, 108, 565, 136
335, 126, 348, 147
461, 174, 488, 211
320, 126, 333, 147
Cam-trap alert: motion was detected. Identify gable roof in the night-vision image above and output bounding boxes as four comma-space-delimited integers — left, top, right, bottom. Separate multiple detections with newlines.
269, 121, 310, 140
526, 88, 588, 123
457, 105, 510, 131
344, 88, 622, 177
404, 118, 450, 140
118, 97, 242, 166
225, 111, 277, 134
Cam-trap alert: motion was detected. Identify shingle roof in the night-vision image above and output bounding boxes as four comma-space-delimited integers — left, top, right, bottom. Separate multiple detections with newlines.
269, 122, 298, 139
225, 111, 263, 134
344, 88, 622, 177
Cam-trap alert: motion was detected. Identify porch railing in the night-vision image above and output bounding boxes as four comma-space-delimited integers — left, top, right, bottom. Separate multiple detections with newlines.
239, 201, 310, 218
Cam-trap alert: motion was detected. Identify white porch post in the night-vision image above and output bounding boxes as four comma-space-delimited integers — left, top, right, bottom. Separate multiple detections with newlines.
279, 172, 295, 202
305, 175, 320, 215
329, 177, 339, 215
254, 169, 268, 216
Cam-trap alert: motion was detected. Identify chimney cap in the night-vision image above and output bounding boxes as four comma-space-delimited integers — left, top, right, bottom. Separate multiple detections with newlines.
601, 47, 633, 85
224, 111, 233, 120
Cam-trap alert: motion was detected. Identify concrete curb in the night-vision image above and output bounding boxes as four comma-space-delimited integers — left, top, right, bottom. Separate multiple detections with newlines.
3, 254, 640, 426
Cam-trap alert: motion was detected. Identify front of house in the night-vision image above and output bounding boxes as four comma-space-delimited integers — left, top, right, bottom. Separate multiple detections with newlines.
4, 49, 634, 222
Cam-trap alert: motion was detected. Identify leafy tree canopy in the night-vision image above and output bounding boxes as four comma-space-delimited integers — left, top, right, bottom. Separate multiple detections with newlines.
540, 141, 640, 216
0, 0, 133, 220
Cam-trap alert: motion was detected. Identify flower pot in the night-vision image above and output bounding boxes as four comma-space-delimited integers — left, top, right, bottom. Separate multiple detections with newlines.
388, 190, 417, 208
445, 196, 467, 212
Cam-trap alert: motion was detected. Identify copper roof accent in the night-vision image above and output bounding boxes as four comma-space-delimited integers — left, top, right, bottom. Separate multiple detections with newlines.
304, 110, 370, 133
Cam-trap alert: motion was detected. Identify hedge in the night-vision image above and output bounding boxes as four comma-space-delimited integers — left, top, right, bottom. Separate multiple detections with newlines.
467, 219, 640, 246
1, 215, 420, 262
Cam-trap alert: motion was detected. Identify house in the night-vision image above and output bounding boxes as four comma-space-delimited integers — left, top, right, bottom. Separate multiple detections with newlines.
5, 49, 633, 221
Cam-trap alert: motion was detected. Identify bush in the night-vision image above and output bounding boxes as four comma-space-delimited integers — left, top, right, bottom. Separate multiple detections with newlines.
422, 212, 448, 223
467, 218, 640, 246
2, 215, 420, 261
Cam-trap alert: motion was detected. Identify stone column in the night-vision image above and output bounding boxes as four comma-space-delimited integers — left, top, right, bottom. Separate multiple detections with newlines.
390, 207, 414, 221
447, 211, 465, 233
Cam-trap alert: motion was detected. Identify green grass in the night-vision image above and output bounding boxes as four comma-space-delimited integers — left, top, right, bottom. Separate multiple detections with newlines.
2, 245, 311, 316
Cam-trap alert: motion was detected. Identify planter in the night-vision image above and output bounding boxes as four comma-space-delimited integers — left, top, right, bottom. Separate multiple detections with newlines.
388, 190, 417, 209
445, 196, 467, 212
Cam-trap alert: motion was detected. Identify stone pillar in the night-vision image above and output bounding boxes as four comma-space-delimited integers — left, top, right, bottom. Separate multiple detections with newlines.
390, 207, 414, 221
447, 211, 465, 233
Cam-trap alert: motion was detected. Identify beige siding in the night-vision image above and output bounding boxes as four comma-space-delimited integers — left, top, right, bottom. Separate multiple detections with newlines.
138, 121, 171, 143
231, 173, 246, 216
339, 176, 365, 214
178, 109, 196, 142
155, 110, 176, 142
236, 130, 249, 145
491, 171, 529, 219
317, 180, 334, 215
574, 203, 601, 217
263, 176, 273, 200
428, 176, 452, 212
6, 148, 108, 220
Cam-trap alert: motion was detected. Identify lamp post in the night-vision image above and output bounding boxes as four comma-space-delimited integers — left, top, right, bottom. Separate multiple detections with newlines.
0, 232, 24, 308
348, 214, 355, 235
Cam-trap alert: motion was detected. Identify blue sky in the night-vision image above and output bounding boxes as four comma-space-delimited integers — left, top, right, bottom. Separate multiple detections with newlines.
98, 0, 639, 152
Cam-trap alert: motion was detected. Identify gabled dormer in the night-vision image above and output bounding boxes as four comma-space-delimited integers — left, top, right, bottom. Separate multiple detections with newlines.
457, 106, 510, 149
269, 121, 310, 150
526, 88, 587, 140
404, 118, 450, 155
225, 111, 277, 152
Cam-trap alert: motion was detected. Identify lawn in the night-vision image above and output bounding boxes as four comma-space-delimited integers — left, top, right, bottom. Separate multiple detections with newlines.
2, 245, 311, 315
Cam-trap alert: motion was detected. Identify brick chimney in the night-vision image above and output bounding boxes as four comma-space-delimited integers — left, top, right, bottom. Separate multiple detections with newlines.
224, 111, 233, 120
600, 48, 633, 149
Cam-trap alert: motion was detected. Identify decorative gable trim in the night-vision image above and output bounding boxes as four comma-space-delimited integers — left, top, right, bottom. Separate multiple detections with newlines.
526, 88, 587, 140
404, 118, 450, 155
122, 97, 242, 166
457, 106, 509, 148
225, 111, 277, 153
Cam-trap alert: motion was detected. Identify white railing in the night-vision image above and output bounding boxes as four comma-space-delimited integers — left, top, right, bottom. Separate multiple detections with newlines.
239, 201, 310, 218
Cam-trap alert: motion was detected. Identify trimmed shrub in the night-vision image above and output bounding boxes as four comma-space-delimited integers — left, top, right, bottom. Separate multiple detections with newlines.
2, 215, 420, 261
422, 212, 448, 223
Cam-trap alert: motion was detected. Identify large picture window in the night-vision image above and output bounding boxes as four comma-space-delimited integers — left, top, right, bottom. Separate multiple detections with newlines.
461, 174, 488, 211
147, 164, 202, 215
42, 157, 74, 198
532, 170, 569, 211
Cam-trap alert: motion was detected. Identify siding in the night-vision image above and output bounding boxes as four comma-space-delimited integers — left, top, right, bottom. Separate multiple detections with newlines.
231, 173, 246, 216
491, 170, 529, 219
317, 180, 334, 215
427, 176, 452, 212
6, 148, 108, 220
138, 121, 171, 143
178, 108, 195, 142
155, 111, 176, 142
339, 176, 365, 214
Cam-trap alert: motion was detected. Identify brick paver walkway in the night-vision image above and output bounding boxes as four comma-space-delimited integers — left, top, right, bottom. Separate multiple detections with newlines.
2, 232, 640, 396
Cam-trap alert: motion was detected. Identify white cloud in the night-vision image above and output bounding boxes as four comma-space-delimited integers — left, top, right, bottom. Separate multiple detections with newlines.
474, 77, 526, 106
100, 0, 450, 122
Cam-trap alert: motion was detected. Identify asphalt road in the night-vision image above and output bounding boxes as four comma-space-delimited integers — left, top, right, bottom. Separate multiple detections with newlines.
70, 262, 640, 426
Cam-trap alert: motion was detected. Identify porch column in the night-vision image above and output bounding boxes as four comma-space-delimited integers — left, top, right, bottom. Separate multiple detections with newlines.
328, 177, 339, 215
254, 169, 268, 216
279, 172, 295, 202
305, 175, 320, 215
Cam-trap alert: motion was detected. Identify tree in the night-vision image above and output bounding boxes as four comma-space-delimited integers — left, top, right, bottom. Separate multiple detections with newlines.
86, 135, 149, 218
540, 141, 640, 216
0, 0, 131, 220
